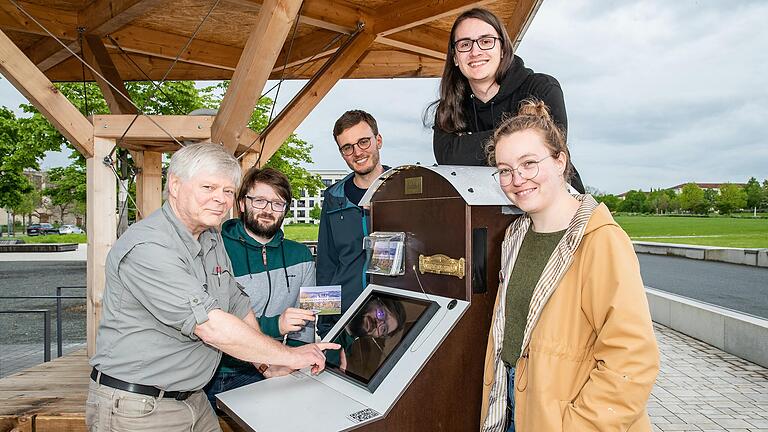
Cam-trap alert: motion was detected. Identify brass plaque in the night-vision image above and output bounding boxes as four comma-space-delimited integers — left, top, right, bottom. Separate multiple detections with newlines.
418, 254, 465, 279
404, 176, 423, 195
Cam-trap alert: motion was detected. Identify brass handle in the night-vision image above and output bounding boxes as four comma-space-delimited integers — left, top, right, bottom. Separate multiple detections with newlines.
418, 254, 465, 279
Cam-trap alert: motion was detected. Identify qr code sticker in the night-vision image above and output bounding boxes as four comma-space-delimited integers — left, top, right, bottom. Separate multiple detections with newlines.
346, 408, 380, 424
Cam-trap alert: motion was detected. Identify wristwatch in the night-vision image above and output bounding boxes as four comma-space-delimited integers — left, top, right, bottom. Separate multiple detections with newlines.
257, 363, 269, 374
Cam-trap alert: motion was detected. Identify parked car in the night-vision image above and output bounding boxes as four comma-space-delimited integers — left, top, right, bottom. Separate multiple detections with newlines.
58, 224, 83, 235
26, 223, 58, 236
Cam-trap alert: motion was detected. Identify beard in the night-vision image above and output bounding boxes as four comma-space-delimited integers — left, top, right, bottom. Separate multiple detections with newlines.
348, 151, 380, 176
347, 311, 374, 338
347, 302, 380, 337
243, 208, 284, 240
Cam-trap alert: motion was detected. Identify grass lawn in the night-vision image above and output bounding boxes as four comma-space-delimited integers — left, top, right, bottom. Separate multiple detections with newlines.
284, 223, 319, 242
14, 233, 88, 244
9, 227, 320, 244
6, 218, 766, 248
614, 215, 768, 248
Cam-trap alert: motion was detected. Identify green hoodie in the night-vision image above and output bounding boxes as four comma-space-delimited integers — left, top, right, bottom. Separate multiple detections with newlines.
218, 218, 315, 372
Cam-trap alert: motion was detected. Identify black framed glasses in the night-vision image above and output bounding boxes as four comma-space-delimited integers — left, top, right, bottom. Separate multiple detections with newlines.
338, 136, 374, 156
453, 36, 500, 53
245, 196, 287, 212
492, 155, 553, 187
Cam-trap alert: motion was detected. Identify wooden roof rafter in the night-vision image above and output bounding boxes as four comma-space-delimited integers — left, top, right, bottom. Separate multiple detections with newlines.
1, 0, 537, 84
1, 0, 543, 154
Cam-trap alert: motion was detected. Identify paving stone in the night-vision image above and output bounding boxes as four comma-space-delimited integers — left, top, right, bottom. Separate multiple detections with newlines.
649, 324, 768, 431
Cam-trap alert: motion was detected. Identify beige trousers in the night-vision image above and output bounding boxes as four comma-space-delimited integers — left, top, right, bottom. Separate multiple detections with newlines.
85, 379, 221, 432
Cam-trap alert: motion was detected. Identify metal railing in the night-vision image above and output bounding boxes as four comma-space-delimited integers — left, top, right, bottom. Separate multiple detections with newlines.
55, 286, 86, 357
0, 310, 51, 361
0, 285, 87, 364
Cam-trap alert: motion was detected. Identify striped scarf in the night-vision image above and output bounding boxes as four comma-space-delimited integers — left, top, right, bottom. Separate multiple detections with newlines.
481, 194, 599, 432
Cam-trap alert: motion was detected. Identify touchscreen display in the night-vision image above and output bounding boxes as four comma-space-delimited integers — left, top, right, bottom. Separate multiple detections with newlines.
325, 291, 439, 393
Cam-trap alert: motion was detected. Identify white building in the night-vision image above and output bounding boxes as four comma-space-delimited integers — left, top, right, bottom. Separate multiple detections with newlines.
288, 169, 348, 224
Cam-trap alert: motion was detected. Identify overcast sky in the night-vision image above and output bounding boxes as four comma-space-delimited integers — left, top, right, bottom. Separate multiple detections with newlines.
2, 0, 766, 194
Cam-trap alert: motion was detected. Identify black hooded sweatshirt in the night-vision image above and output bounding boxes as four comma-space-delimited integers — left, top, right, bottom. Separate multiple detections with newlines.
432, 55, 584, 193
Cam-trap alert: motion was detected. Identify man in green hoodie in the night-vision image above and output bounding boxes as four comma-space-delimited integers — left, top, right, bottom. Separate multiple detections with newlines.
204, 167, 317, 409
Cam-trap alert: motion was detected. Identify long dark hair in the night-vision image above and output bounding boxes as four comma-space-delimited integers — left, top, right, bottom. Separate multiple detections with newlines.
427, 8, 515, 133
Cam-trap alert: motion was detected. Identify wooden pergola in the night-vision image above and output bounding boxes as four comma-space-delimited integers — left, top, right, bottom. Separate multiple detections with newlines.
0, 0, 540, 363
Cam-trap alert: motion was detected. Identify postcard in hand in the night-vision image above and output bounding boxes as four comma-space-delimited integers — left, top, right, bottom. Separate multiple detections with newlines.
299, 285, 342, 315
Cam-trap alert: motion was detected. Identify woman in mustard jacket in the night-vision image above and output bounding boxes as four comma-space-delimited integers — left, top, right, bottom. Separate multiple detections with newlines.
480, 99, 659, 432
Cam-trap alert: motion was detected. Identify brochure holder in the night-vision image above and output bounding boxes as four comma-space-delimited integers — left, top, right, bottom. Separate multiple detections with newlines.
364, 232, 406, 276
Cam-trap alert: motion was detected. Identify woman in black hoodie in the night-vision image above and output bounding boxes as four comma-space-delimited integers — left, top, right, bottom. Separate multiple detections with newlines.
430, 8, 584, 193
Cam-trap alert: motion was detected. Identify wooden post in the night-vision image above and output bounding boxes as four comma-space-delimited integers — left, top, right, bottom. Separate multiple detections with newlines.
240, 151, 260, 171
87, 137, 117, 356
134, 151, 163, 221
211, 0, 303, 154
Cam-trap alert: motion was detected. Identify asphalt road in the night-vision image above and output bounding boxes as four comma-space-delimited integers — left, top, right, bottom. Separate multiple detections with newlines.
0, 261, 86, 344
1, 256, 765, 345
637, 254, 768, 319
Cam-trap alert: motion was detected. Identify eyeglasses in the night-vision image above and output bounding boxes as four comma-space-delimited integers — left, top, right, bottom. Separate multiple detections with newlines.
338, 136, 374, 156
492, 155, 553, 187
245, 196, 287, 212
453, 36, 500, 53
371, 298, 390, 336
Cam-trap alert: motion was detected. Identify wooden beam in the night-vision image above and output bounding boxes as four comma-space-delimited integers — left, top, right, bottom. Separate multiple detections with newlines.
133, 150, 163, 220
25, 36, 74, 72
83, 35, 137, 115
80, 0, 166, 35
35, 0, 168, 72
299, 0, 371, 33
212, 0, 303, 154
258, 30, 376, 161
346, 49, 444, 77
239, 150, 260, 171
0, 29, 93, 157
374, 0, 494, 36
86, 137, 117, 356
0, 2, 77, 39
376, 26, 449, 60
93, 115, 213, 141
3, 8, 239, 73
506, 0, 542, 51
107, 25, 240, 71
46, 52, 234, 81
224, 0, 371, 34
272, 29, 340, 73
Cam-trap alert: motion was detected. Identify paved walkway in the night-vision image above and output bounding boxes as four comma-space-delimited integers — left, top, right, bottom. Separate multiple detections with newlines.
0, 243, 86, 261
651, 323, 768, 431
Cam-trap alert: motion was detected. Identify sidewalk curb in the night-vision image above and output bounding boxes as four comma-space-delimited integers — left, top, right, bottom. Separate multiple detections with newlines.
634, 241, 768, 267
646, 287, 768, 368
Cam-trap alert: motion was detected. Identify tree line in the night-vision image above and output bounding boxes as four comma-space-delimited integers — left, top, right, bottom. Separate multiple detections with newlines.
0, 79, 324, 229
592, 178, 768, 215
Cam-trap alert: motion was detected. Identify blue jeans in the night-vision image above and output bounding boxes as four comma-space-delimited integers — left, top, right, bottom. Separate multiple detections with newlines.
203, 368, 264, 411
506, 366, 516, 432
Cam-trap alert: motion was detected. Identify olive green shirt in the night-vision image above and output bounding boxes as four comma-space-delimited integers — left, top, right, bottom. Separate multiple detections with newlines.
501, 227, 566, 366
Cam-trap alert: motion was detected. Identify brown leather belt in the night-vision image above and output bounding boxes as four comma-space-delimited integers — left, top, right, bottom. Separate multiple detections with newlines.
90, 367, 193, 401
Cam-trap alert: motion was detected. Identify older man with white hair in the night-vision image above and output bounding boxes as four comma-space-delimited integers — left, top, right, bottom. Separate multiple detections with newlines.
86, 143, 338, 432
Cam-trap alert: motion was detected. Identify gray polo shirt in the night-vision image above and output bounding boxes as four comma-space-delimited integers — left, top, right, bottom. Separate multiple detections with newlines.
90, 202, 251, 391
